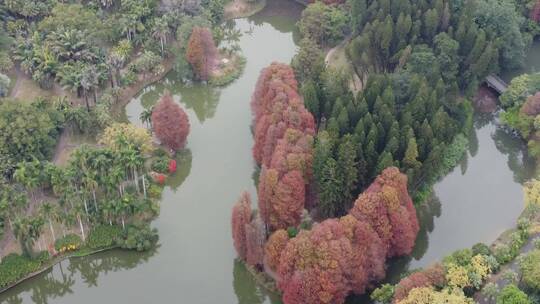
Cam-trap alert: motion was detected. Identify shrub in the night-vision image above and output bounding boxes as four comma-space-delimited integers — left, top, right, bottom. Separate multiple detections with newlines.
0, 253, 44, 288
54, 234, 83, 252
0, 52, 14, 72
151, 156, 170, 173
533, 238, 540, 250
168, 159, 177, 173
120, 69, 137, 86
472, 243, 491, 256
119, 223, 158, 251
497, 284, 531, 304
370, 284, 394, 304
87, 225, 123, 249
0, 73, 10, 97
520, 250, 540, 292
148, 184, 164, 199
482, 282, 500, 302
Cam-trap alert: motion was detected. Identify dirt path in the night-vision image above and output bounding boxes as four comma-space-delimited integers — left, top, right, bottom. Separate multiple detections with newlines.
324, 35, 351, 66
8, 67, 24, 98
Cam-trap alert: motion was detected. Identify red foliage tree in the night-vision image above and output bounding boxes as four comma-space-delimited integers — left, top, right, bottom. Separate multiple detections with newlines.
231, 192, 252, 260
278, 219, 353, 304
264, 229, 289, 272
521, 92, 540, 116
531, 0, 540, 22
393, 263, 446, 303
245, 216, 266, 267
152, 93, 190, 151
269, 128, 314, 180
349, 167, 419, 258
186, 26, 218, 81
251, 63, 315, 166
258, 167, 305, 231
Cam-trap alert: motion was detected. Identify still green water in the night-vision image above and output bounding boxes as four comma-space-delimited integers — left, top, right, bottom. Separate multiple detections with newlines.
0, 2, 537, 303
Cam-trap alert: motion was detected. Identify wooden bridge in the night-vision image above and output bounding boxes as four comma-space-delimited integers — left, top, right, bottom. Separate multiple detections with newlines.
485, 74, 508, 94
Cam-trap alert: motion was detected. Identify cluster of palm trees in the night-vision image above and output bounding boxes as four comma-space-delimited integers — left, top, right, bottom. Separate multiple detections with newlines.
0, 140, 154, 258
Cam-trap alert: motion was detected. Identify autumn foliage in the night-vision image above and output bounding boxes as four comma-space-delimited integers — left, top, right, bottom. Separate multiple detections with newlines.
251, 63, 315, 166
350, 167, 419, 258
393, 263, 446, 303
273, 167, 418, 304
521, 92, 540, 116
231, 192, 252, 260
251, 63, 316, 231
186, 26, 218, 81
152, 93, 190, 151
231, 62, 419, 304
264, 229, 289, 272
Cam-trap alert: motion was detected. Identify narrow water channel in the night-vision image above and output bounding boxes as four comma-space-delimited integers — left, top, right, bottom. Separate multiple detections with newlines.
0, 3, 537, 304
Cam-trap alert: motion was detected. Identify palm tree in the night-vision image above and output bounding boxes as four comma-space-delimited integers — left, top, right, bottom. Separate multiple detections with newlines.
101, 200, 115, 225
106, 52, 124, 88
72, 203, 86, 242
81, 65, 100, 111
152, 18, 170, 56
123, 147, 144, 193
82, 171, 99, 212
14, 160, 42, 204
40, 202, 57, 243
13, 215, 44, 257
139, 106, 154, 129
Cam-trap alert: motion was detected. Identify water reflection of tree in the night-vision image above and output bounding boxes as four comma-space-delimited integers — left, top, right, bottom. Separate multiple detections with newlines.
374, 194, 442, 286
167, 149, 193, 191
491, 123, 536, 184
248, 0, 301, 39
137, 75, 222, 123
2, 248, 157, 304
232, 259, 281, 304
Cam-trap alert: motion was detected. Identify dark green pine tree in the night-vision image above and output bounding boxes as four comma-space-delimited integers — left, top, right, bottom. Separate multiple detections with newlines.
318, 157, 342, 218
302, 80, 321, 121
336, 135, 358, 213
376, 151, 394, 175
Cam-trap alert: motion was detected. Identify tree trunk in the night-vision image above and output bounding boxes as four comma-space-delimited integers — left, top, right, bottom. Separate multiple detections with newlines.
92, 190, 98, 212
83, 198, 89, 216
142, 175, 147, 199
85, 93, 90, 112
49, 219, 56, 242
110, 71, 115, 88
134, 168, 140, 193
77, 214, 86, 241
121, 217, 125, 230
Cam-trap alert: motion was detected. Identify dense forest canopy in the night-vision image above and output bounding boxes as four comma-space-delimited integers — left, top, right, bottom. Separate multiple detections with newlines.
292, 0, 538, 219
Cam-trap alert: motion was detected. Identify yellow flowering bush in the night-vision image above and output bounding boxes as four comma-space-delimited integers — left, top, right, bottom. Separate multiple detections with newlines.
99, 123, 154, 155
471, 254, 491, 280
397, 287, 474, 304
446, 264, 470, 289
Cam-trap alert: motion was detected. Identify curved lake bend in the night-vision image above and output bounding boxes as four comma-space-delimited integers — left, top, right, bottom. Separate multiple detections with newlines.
0, 3, 537, 303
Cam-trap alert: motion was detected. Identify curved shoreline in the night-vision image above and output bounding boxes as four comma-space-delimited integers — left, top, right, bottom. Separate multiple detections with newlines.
0, 246, 118, 294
